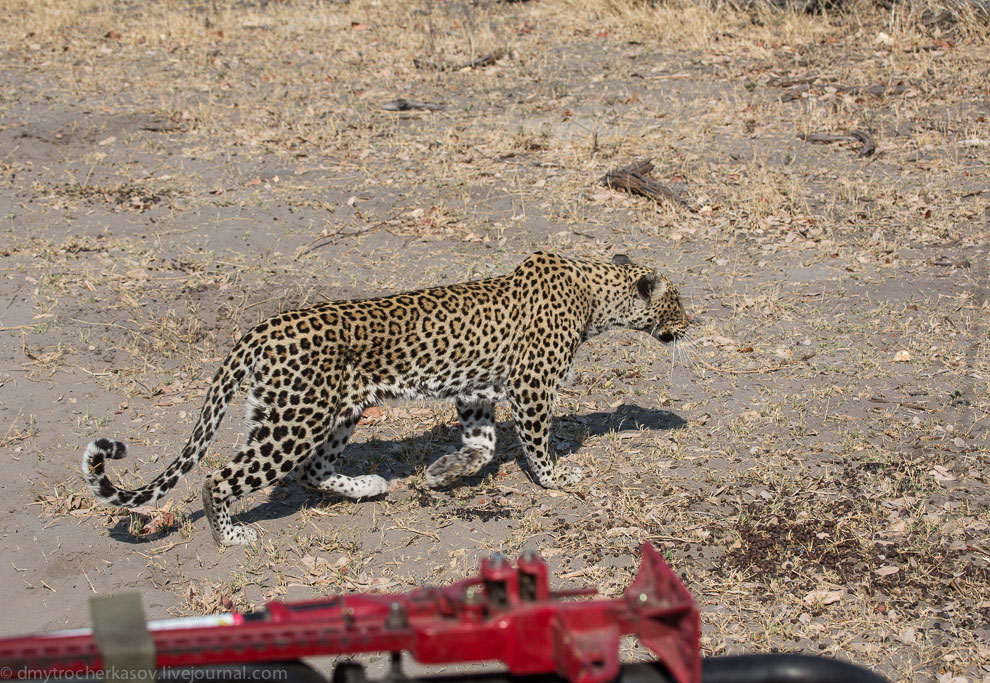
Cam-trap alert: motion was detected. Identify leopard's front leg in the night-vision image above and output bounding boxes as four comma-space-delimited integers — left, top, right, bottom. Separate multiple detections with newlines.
425, 397, 496, 487
507, 356, 582, 488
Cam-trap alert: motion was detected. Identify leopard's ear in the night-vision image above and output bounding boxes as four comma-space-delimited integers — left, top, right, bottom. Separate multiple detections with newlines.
636, 272, 657, 300
612, 254, 633, 266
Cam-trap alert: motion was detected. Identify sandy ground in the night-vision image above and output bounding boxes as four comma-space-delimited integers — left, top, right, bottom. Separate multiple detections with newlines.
0, 1, 987, 681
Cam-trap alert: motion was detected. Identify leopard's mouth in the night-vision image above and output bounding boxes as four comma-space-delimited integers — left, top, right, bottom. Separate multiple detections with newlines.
651, 328, 685, 344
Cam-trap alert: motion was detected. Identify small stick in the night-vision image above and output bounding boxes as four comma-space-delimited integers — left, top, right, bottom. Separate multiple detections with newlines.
139, 118, 181, 132
868, 396, 930, 411
834, 84, 908, 97
454, 50, 505, 70
381, 98, 444, 112
779, 83, 810, 102
798, 130, 875, 157
388, 524, 440, 541
849, 130, 876, 157
799, 134, 852, 144
768, 74, 818, 87
294, 224, 382, 260
694, 352, 816, 376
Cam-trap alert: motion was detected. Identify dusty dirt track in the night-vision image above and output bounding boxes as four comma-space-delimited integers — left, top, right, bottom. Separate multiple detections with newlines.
0, 1, 987, 681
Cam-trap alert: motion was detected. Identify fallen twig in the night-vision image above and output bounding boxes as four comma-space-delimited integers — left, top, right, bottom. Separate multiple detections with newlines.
412, 57, 445, 71
139, 118, 182, 132
869, 396, 930, 411
413, 50, 505, 72
927, 256, 971, 268
780, 83, 810, 102
454, 50, 505, 70
768, 74, 818, 88
849, 130, 876, 157
799, 134, 851, 144
382, 98, 444, 112
388, 524, 440, 541
695, 352, 817, 376
294, 224, 383, 259
600, 159, 690, 208
0, 324, 43, 332
799, 130, 875, 157
834, 84, 909, 97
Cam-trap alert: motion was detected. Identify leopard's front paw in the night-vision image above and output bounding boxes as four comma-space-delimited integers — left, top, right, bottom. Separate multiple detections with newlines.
425, 447, 491, 488
214, 524, 259, 547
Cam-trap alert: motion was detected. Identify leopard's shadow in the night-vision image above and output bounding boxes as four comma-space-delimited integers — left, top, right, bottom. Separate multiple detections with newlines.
108, 404, 684, 543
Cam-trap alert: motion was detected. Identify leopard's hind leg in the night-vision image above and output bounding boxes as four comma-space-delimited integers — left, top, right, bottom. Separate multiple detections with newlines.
425, 397, 496, 487
293, 403, 389, 499
203, 390, 331, 546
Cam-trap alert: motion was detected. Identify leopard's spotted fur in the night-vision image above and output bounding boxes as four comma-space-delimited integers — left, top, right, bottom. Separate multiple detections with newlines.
83, 252, 690, 546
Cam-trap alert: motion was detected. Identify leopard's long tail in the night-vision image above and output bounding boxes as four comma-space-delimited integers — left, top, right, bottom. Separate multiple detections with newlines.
83, 331, 262, 509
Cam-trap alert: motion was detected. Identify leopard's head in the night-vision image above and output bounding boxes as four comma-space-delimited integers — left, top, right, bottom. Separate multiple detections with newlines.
608, 254, 690, 344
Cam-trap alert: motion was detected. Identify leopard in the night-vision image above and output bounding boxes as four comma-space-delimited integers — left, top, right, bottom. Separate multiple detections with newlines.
83, 252, 691, 547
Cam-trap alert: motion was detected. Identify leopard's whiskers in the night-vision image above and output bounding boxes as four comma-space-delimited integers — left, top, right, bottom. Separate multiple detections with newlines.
669, 338, 676, 381
676, 332, 704, 377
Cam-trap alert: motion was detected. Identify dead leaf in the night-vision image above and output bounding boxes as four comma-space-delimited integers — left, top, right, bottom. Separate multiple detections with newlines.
804, 589, 844, 605
359, 405, 384, 425
897, 627, 916, 645
930, 465, 956, 482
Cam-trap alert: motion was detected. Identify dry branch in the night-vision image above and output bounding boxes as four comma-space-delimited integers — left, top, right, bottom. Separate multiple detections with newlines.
382, 98, 444, 112
138, 118, 182, 132
695, 352, 817, 376
293, 224, 384, 259
768, 75, 818, 88
600, 159, 690, 208
849, 130, 876, 157
799, 130, 876, 157
454, 50, 505, 70
834, 83, 909, 97
779, 83, 810, 102
413, 50, 506, 72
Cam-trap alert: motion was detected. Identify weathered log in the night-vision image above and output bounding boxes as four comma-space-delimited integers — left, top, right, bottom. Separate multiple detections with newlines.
600, 160, 690, 207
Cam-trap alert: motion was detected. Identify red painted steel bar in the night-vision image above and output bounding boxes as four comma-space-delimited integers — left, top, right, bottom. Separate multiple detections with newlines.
0, 544, 699, 683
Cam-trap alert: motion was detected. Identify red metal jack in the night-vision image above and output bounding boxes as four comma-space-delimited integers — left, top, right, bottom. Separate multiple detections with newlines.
0, 543, 698, 683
